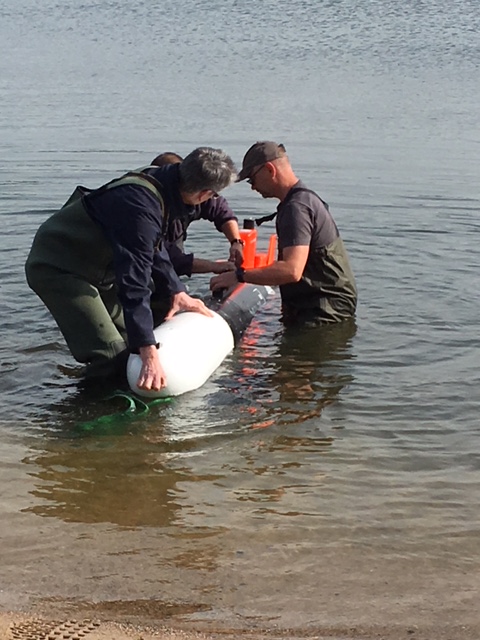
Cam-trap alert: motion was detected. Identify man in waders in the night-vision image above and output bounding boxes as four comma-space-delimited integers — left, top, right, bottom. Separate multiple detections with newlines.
210, 141, 357, 325
25, 147, 237, 392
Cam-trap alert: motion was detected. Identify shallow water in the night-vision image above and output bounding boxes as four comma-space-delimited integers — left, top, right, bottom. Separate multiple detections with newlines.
1, 0, 480, 630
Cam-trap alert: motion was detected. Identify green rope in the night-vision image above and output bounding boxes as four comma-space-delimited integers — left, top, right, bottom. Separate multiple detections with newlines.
76, 391, 173, 434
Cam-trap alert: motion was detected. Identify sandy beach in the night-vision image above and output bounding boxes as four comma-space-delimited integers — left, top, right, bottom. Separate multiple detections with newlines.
1, 609, 479, 640
1, 617, 479, 640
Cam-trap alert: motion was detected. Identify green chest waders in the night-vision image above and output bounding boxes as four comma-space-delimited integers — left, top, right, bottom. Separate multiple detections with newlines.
25, 173, 166, 378
280, 236, 358, 325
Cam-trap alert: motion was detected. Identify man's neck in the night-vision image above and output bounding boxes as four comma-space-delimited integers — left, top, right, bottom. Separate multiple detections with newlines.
180, 191, 197, 205
277, 177, 299, 202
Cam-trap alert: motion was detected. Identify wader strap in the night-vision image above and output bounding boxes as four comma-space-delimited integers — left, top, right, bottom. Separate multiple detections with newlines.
86, 171, 169, 235
254, 186, 329, 227
255, 211, 277, 227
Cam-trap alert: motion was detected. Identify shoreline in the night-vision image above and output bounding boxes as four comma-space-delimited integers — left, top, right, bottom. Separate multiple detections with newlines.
2, 550, 479, 640
1, 611, 479, 640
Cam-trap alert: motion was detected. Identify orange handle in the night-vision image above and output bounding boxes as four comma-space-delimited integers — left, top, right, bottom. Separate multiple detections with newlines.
266, 234, 277, 265
240, 228, 257, 268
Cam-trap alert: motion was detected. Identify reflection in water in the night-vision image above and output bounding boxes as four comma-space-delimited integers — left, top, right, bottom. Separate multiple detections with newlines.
23, 442, 186, 527
276, 318, 357, 413
22, 386, 222, 530
233, 317, 357, 435
191, 318, 359, 526
21, 318, 356, 527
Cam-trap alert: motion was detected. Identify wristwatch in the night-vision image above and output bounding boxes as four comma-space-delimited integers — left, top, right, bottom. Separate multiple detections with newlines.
230, 238, 245, 246
235, 267, 246, 283
131, 342, 161, 354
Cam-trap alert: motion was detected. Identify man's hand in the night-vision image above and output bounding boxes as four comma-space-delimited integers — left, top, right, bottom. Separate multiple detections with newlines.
137, 344, 167, 391
210, 271, 238, 292
212, 260, 235, 274
229, 243, 244, 268
165, 291, 214, 320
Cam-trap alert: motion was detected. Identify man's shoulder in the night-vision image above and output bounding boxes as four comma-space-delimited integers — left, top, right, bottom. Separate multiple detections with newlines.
139, 164, 180, 190
280, 181, 327, 216
199, 195, 235, 219
288, 181, 323, 205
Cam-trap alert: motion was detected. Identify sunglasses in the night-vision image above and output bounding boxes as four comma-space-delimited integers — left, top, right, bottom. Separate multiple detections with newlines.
247, 165, 265, 186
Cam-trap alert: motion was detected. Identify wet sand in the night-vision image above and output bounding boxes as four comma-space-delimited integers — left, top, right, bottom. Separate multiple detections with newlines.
1, 616, 479, 640
2, 542, 480, 640
2, 553, 480, 639
1, 605, 479, 640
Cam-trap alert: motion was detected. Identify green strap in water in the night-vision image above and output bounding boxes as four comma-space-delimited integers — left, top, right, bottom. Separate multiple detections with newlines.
76, 391, 172, 434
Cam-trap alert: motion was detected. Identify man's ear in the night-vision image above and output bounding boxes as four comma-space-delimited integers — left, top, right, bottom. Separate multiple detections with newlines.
264, 161, 276, 177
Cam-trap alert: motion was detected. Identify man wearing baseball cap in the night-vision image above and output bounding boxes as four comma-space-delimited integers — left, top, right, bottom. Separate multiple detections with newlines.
210, 141, 357, 326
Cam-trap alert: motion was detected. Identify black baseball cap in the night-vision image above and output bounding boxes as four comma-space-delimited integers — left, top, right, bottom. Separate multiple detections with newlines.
237, 141, 286, 181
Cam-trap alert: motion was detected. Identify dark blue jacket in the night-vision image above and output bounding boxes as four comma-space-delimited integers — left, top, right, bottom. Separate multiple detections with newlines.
84, 165, 192, 350
85, 164, 237, 347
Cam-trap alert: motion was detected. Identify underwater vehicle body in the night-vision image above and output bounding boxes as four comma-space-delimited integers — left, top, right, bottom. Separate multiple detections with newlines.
127, 221, 276, 398
126, 282, 273, 398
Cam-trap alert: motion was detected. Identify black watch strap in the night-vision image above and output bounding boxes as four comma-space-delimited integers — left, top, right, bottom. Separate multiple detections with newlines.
230, 238, 245, 246
235, 267, 246, 283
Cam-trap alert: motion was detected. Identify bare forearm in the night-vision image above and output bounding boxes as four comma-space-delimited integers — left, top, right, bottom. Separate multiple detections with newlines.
242, 261, 300, 286
192, 258, 234, 274
220, 219, 241, 242
210, 246, 308, 292
192, 258, 219, 273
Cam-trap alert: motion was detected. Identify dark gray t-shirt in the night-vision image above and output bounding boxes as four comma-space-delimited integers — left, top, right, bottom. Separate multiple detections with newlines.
275, 180, 357, 323
276, 180, 338, 255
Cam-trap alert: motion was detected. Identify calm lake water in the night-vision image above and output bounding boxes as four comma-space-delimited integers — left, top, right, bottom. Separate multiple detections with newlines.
1, 0, 480, 633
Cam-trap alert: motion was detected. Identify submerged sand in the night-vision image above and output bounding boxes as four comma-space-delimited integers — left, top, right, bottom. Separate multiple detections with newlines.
2, 550, 480, 640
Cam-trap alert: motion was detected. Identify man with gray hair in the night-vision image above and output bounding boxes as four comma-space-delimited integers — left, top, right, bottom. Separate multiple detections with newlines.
26, 147, 237, 392
150, 151, 242, 277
